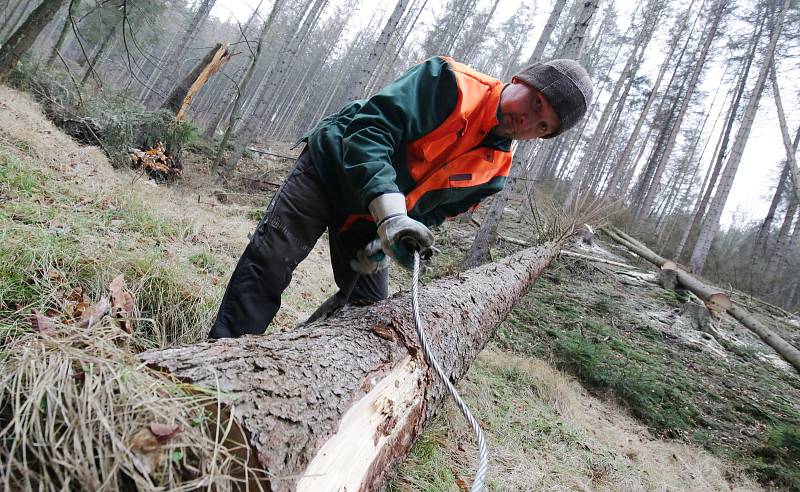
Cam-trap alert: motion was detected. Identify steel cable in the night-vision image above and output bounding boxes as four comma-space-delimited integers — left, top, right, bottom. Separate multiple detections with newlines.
411, 251, 489, 492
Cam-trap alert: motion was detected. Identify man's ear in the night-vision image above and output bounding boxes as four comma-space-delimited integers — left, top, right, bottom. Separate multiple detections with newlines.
510, 76, 520, 84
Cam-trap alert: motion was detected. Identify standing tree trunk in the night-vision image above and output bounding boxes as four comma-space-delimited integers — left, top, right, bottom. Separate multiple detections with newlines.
79, 20, 120, 87
765, 63, 800, 278
144, 0, 216, 108
345, 0, 409, 101
605, 0, 699, 199
0, 0, 30, 41
526, 0, 568, 65
635, 0, 727, 218
141, 242, 561, 491
214, 0, 286, 182
461, 145, 524, 270
769, 64, 800, 204
688, 0, 790, 273
567, 2, 659, 207
200, 1, 265, 139
45, 0, 79, 68
0, 0, 68, 81
559, 0, 600, 60
673, 13, 763, 262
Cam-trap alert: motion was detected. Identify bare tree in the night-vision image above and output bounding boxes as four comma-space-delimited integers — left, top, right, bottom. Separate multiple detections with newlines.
635, 0, 728, 219
214, 0, 286, 182
0, 0, 68, 80
345, 0, 409, 101
688, 0, 791, 273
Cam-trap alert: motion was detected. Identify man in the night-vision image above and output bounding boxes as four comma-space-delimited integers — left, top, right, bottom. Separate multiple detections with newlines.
209, 56, 592, 339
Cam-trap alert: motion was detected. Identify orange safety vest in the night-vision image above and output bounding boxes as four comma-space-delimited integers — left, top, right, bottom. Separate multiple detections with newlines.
338, 57, 513, 233
404, 56, 513, 215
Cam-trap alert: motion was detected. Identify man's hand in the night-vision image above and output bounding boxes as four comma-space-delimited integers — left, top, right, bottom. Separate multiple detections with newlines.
369, 193, 434, 270
377, 215, 434, 269
350, 239, 390, 274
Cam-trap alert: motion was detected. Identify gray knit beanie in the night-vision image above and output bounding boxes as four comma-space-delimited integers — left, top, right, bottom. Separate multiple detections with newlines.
514, 59, 592, 138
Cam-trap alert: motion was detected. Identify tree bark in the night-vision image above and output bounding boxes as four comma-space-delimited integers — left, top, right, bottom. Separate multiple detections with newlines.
0, 0, 68, 81
526, 0, 567, 64
144, 0, 217, 108
604, 227, 800, 373
140, 242, 561, 491
559, 0, 600, 60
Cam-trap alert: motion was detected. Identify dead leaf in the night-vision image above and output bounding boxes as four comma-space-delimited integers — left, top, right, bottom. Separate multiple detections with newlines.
47, 270, 64, 283
30, 310, 57, 333
149, 422, 181, 443
109, 275, 135, 333
130, 428, 162, 475
79, 297, 110, 328
69, 300, 90, 319
66, 286, 87, 302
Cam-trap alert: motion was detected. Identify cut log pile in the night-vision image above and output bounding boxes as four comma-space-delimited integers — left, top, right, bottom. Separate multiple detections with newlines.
603, 227, 800, 374
140, 242, 562, 491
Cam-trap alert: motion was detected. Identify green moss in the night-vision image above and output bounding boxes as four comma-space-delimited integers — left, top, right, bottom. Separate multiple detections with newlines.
749, 424, 800, 489
0, 150, 220, 345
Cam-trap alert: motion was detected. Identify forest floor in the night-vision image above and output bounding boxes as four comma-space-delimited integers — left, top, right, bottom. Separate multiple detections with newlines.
1, 84, 798, 490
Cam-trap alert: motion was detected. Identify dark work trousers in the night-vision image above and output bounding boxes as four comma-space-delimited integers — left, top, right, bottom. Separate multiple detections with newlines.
208, 151, 389, 338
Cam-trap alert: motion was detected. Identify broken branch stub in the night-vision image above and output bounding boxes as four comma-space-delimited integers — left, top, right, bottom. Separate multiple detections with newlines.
140, 242, 561, 491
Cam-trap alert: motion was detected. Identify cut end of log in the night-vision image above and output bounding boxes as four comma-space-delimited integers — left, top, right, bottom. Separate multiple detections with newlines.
296, 356, 424, 492
661, 260, 677, 271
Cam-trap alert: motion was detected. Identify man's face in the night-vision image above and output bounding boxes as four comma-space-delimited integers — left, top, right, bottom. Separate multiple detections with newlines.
492, 78, 560, 140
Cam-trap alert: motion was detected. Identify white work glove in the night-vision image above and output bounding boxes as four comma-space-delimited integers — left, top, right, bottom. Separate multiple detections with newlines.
349, 239, 390, 274
368, 193, 434, 270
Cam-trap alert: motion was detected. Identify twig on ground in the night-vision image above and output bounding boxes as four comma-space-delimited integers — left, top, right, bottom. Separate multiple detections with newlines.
559, 250, 636, 269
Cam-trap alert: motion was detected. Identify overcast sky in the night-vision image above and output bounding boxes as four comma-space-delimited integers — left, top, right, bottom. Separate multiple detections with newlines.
210, 0, 799, 228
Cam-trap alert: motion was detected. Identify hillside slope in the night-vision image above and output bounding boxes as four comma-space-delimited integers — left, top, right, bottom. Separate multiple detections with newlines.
0, 85, 764, 490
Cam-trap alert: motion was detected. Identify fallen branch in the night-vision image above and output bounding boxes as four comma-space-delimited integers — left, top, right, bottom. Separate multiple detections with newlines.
247, 147, 297, 160
604, 227, 800, 374
559, 249, 635, 269
468, 217, 529, 246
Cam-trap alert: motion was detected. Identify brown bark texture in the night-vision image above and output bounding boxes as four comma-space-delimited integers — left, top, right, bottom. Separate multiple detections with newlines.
604, 227, 800, 374
140, 242, 561, 491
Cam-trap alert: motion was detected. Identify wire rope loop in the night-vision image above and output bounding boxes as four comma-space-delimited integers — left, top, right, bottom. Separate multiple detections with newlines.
412, 252, 489, 492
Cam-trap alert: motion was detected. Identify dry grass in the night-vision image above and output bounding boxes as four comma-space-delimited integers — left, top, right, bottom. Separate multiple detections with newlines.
0, 322, 265, 491
390, 347, 759, 491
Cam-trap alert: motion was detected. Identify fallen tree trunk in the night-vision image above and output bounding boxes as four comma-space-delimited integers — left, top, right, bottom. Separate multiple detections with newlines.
604, 227, 800, 374
140, 241, 561, 491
